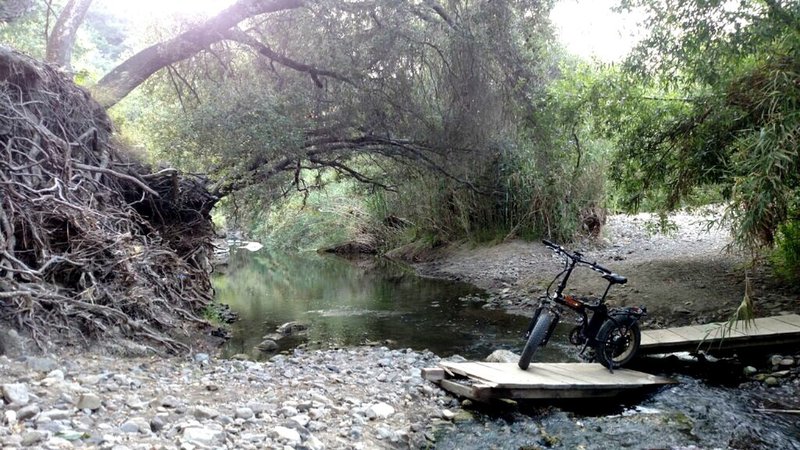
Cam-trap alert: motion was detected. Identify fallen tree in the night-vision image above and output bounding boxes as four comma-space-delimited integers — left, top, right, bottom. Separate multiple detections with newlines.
0, 47, 219, 353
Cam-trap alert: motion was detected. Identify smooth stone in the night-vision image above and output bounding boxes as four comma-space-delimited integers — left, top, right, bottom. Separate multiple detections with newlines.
484, 349, 519, 363
182, 427, 225, 445
119, 417, 150, 434
273, 426, 301, 444
193, 406, 220, 419
367, 402, 395, 419
41, 409, 71, 420
764, 377, 779, 386
289, 413, 310, 428
150, 415, 167, 432
17, 404, 40, 421
2, 383, 30, 405
21, 431, 47, 446
235, 407, 254, 420
77, 393, 102, 411
770, 355, 783, 366
743, 366, 758, 376
780, 358, 794, 367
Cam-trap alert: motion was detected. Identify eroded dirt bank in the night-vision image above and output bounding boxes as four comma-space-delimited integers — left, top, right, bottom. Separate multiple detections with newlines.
412, 209, 800, 327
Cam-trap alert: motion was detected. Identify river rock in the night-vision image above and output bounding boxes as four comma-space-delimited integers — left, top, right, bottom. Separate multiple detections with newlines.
4, 410, 16, 426
182, 427, 225, 445
485, 349, 519, 363
77, 392, 102, 410
367, 402, 395, 419
20, 431, 46, 446
743, 366, 758, 376
277, 321, 309, 336
764, 377, 779, 386
235, 407, 254, 420
17, 404, 40, 420
256, 339, 279, 353
41, 409, 71, 420
780, 357, 794, 367
193, 405, 220, 419
2, 382, 29, 405
273, 425, 302, 444
770, 355, 783, 366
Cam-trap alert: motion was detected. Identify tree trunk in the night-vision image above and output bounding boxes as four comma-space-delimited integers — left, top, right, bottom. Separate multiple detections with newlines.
90, 0, 304, 109
45, 0, 94, 69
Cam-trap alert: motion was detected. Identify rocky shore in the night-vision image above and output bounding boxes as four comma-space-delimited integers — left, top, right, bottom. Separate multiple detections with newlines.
0, 346, 471, 449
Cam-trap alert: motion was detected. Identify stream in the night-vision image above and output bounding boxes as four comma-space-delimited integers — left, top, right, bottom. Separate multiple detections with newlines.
214, 248, 800, 449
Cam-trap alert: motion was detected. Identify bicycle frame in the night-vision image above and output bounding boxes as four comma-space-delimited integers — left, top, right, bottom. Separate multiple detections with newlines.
524, 240, 645, 358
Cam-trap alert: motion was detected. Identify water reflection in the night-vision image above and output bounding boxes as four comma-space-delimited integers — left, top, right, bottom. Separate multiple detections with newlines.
214, 249, 572, 360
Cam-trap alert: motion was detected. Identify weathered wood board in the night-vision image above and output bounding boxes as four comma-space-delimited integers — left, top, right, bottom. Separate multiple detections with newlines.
639, 314, 800, 354
423, 362, 675, 402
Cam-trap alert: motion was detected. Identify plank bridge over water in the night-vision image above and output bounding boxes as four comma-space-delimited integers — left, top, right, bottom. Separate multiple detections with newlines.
640, 313, 800, 355
423, 314, 800, 402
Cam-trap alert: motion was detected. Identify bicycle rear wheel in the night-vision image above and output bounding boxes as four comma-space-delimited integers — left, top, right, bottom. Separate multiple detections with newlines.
518, 310, 555, 370
594, 316, 641, 369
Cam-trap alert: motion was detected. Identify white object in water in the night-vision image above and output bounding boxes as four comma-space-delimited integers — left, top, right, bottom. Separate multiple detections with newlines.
238, 241, 264, 252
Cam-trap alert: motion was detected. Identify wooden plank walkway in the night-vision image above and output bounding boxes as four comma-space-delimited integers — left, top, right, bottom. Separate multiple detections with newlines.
422, 362, 675, 402
640, 313, 800, 355
423, 314, 800, 402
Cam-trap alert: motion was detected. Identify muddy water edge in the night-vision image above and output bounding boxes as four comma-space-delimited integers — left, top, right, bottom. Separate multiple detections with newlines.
214, 249, 800, 449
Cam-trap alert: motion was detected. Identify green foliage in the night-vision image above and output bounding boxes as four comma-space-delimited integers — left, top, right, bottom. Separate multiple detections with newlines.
772, 221, 800, 281
606, 0, 800, 250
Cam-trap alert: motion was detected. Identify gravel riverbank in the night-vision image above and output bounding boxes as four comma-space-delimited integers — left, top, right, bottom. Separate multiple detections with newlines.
1, 347, 467, 449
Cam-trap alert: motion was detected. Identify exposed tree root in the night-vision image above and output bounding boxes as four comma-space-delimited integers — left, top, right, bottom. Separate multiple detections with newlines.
0, 47, 218, 353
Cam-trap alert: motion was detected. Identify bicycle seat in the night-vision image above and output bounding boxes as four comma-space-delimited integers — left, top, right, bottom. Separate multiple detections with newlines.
603, 273, 628, 285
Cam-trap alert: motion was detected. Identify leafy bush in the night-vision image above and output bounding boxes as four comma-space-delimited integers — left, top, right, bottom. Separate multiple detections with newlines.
772, 221, 800, 282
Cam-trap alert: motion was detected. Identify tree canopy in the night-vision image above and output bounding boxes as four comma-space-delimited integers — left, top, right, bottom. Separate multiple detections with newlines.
604, 0, 799, 250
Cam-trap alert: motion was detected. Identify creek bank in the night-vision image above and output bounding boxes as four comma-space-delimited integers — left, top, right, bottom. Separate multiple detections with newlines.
407, 209, 800, 328
0, 346, 467, 449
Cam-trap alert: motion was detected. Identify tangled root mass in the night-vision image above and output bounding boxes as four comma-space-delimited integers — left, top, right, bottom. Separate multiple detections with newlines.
0, 47, 219, 353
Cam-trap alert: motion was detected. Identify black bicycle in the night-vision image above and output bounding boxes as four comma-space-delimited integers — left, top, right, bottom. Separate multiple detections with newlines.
518, 240, 646, 371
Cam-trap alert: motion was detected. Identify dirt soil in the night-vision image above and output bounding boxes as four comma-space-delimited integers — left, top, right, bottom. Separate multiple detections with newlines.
412, 208, 800, 328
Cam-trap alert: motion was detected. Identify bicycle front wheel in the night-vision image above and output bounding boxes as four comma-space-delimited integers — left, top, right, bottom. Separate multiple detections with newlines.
518, 310, 555, 370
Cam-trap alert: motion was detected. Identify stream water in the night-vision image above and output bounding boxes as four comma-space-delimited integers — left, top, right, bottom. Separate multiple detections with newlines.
214, 248, 800, 449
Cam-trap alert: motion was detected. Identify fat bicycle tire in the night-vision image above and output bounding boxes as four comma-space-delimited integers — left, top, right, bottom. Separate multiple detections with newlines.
594, 316, 641, 369
518, 310, 555, 370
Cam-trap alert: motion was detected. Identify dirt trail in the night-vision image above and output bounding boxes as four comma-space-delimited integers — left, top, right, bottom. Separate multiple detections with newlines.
414, 208, 799, 327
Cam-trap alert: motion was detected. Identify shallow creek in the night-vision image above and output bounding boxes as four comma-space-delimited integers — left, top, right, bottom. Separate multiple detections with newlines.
215, 249, 800, 449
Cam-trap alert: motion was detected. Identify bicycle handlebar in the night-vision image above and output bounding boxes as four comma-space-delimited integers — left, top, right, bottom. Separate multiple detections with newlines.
542, 239, 612, 275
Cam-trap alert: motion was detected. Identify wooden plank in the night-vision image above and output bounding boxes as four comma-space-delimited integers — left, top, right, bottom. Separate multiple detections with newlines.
747, 317, 800, 334
473, 362, 594, 386
422, 368, 444, 382
640, 314, 800, 355
431, 362, 675, 402
490, 387, 630, 400
641, 329, 687, 346
438, 362, 674, 389
772, 314, 800, 328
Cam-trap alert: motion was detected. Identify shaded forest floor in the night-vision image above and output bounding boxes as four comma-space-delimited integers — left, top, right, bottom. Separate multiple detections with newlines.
411, 207, 800, 328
